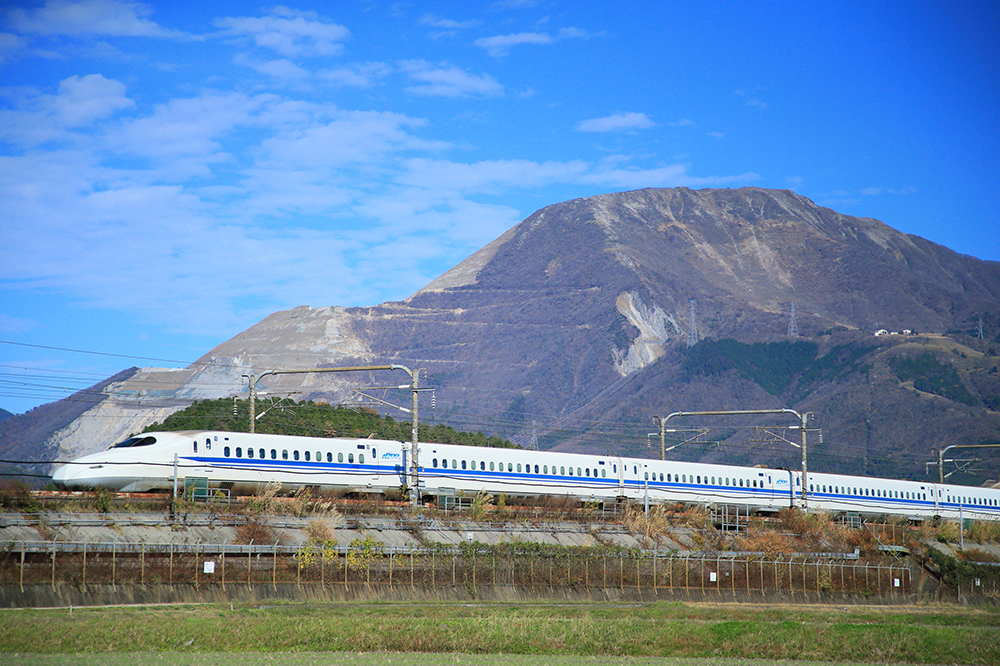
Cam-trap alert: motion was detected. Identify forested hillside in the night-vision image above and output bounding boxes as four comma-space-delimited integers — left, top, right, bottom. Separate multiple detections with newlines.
141, 399, 519, 449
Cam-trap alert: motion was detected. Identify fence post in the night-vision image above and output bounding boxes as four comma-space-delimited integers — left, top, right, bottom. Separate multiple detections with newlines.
248, 542, 253, 590
273, 541, 278, 591
19, 541, 24, 593
112, 540, 117, 591
50, 542, 56, 591
194, 542, 198, 591
82, 541, 87, 586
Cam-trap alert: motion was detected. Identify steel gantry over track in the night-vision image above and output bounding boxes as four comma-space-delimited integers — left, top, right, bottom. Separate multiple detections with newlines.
242, 365, 425, 505
652, 409, 814, 510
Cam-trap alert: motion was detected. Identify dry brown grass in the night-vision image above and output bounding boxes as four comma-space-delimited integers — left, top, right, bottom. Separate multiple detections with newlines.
234, 518, 281, 545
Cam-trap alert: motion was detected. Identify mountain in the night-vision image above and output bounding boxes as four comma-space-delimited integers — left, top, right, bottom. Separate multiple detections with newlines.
5, 187, 1000, 482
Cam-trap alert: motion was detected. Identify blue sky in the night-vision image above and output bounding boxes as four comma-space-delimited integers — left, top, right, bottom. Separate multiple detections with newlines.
0, 0, 998, 414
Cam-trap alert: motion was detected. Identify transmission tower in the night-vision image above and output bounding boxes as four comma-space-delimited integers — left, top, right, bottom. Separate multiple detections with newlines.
788, 301, 799, 337
687, 299, 698, 347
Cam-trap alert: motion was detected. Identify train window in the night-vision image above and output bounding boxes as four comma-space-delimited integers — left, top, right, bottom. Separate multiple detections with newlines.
279, 450, 286, 460
348, 453, 354, 464
433, 458, 438, 467
316, 451, 321, 462
710, 477, 714, 485
633, 466, 637, 475
461, 460, 466, 470
193, 441, 198, 453
752, 480, 757, 488
359, 454, 364, 464
667, 474, 672, 482
602, 470, 606, 478
489, 462, 494, 471
248, 448, 254, 459
508, 463, 513, 472
568, 467, 573, 476
535, 465, 539, 473
560, 466, 565, 475
724, 477, 729, 485
517, 463, 522, 472
481, 462, 486, 471
613, 465, 617, 473
293, 451, 300, 461
739, 479, 743, 487
586, 468, 591, 477
338, 453, 344, 463
235, 447, 240, 457
644, 472, 648, 480
659, 473, 664, 482
225, 447, 231, 457
543, 465, 547, 474
259, 449, 265, 459
697, 476, 701, 484
206, 438, 211, 450
303, 451, 309, 462
270, 449, 277, 460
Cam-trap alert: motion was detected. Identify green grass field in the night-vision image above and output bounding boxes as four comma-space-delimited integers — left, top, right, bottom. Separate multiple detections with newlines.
2, 601, 999, 665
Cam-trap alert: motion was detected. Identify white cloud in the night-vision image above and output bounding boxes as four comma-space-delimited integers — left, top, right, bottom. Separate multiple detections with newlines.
0, 32, 26, 63
861, 186, 917, 196
0, 74, 134, 146
420, 14, 482, 31
576, 112, 655, 133
318, 62, 392, 87
399, 60, 504, 97
474, 32, 551, 56
9, 0, 180, 38
243, 57, 311, 80
474, 26, 590, 56
215, 7, 349, 58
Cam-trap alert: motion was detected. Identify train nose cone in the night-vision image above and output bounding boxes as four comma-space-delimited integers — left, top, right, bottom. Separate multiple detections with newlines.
51, 464, 71, 488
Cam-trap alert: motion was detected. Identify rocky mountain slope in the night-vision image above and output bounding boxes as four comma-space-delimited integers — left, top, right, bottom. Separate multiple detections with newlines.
5, 187, 1000, 482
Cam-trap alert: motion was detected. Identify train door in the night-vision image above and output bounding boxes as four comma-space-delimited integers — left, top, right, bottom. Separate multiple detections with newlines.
764, 472, 775, 508
614, 458, 625, 499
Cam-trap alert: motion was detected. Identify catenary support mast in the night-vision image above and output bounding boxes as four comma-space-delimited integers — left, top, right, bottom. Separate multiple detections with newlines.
242, 365, 424, 504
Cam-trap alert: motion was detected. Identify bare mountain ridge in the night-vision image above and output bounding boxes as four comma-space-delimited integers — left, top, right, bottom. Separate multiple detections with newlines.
4, 187, 1000, 481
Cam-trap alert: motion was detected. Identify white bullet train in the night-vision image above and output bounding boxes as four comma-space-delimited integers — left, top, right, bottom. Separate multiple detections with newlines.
51, 430, 1000, 521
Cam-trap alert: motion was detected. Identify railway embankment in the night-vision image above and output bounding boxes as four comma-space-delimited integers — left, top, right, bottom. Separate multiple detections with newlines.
3, 500, 999, 608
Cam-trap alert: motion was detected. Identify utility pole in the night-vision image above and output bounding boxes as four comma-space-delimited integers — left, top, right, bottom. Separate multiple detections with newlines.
653, 408, 813, 509
687, 299, 698, 347
242, 364, 425, 505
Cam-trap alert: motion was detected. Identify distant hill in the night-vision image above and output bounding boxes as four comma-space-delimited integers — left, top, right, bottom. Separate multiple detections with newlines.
7, 187, 1000, 483
0, 408, 12, 422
